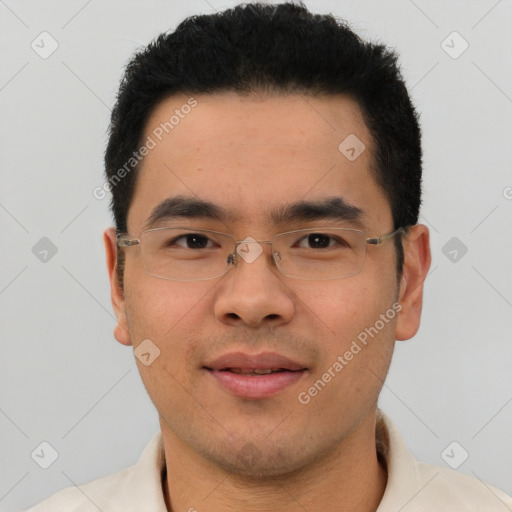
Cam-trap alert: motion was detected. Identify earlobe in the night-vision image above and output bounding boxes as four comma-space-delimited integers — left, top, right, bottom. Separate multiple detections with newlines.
395, 224, 431, 341
103, 227, 133, 347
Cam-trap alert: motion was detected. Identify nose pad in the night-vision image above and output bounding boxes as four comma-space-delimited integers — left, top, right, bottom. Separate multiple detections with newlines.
272, 251, 281, 264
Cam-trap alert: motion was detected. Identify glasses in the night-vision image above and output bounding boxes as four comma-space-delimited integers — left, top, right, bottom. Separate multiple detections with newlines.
117, 226, 405, 281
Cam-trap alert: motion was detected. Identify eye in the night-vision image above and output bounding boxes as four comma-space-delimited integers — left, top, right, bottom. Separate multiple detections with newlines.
297, 233, 338, 249
173, 233, 214, 249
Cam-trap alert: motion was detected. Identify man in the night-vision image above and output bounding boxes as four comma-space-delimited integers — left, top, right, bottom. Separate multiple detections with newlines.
27, 2, 512, 511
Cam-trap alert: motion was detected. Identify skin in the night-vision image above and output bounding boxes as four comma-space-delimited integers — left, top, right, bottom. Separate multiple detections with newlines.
104, 92, 431, 512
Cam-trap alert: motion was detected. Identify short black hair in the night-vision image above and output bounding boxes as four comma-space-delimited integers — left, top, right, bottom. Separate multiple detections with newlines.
105, 2, 422, 286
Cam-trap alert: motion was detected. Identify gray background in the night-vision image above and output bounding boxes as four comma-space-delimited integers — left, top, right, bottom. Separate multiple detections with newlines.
1, 0, 511, 510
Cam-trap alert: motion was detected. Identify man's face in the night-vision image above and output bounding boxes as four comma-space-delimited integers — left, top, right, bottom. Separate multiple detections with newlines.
108, 92, 412, 476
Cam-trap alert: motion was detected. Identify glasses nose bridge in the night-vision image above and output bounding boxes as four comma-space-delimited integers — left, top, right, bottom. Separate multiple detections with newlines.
229, 238, 279, 268
232, 238, 274, 253
234, 238, 272, 245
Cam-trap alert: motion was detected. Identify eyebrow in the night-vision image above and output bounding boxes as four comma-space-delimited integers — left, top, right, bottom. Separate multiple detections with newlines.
143, 195, 364, 231
270, 197, 364, 226
143, 195, 234, 230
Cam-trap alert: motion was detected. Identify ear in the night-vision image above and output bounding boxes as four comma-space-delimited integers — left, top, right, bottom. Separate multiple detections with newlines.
104, 227, 132, 346
395, 224, 431, 341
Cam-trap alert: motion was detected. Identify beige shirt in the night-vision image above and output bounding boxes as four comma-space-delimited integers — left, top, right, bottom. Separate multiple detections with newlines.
26, 411, 512, 511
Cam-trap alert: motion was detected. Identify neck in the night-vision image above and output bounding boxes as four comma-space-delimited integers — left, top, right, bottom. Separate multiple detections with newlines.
161, 410, 387, 512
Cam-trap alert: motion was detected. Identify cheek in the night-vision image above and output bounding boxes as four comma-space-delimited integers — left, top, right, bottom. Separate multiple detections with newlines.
294, 276, 399, 406
123, 280, 212, 403
300, 285, 397, 403
124, 276, 212, 351
292, 275, 396, 347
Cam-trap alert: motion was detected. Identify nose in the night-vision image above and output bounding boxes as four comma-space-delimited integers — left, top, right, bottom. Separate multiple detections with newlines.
213, 243, 296, 328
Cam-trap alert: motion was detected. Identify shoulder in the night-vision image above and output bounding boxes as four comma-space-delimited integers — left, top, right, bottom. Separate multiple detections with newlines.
24, 464, 137, 512
413, 461, 512, 510
377, 411, 512, 511
24, 432, 166, 512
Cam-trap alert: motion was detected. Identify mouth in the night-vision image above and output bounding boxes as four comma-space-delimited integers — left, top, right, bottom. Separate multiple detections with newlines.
204, 352, 308, 399
215, 367, 299, 375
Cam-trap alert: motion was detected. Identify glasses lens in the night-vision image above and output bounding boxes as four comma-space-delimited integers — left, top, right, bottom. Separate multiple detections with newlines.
137, 227, 368, 281
140, 228, 234, 281
272, 228, 367, 280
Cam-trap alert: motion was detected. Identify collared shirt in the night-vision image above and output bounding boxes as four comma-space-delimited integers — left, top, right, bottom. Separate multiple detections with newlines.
26, 411, 512, 511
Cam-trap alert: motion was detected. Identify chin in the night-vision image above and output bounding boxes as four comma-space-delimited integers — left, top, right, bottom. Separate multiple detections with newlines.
210, 450, 305, 480
197, 434, 326, 480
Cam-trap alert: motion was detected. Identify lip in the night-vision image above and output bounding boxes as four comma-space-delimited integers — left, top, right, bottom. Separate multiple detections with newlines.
204, 351, 308, 399
205, 351, 306, 372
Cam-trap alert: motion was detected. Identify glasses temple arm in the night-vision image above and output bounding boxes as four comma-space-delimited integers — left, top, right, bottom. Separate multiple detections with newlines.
366, 226, 406, 245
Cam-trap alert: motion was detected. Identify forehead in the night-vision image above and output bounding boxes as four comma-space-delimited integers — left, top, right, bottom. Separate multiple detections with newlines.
127, 92, 389, 232
144, 92, 370, 164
